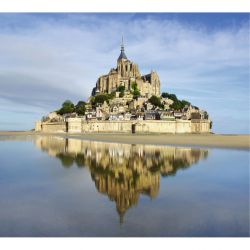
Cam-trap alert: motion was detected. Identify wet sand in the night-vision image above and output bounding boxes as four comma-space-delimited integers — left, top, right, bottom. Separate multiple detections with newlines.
0, 131, 249, 150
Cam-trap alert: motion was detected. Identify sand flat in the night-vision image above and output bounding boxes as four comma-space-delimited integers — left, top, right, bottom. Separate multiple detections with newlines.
68, 133, 250, 150
0, 131, 249, 150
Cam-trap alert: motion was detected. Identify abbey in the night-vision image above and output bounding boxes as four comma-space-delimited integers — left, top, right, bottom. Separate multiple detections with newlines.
92, 38, 160, 98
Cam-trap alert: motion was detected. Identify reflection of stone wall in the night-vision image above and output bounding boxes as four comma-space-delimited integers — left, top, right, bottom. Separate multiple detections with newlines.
35, 136, 67, 157
34, 136, 209, 223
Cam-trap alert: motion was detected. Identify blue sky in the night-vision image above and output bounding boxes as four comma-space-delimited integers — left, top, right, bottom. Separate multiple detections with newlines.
0, 13, 249, 133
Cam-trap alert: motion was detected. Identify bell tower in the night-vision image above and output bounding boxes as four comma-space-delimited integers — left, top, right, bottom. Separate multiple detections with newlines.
117, 36, 128, 61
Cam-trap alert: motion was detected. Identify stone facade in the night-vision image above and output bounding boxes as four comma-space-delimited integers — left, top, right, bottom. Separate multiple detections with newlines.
92, 40, 160, 98
35, 121, 42, 131
35, 122, 66, 133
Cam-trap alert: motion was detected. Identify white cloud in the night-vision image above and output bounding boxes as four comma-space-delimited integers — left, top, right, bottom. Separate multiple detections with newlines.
0, 14, 249, 133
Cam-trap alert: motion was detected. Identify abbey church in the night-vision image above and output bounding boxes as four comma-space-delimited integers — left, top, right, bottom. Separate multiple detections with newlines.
92, 38, 161, 98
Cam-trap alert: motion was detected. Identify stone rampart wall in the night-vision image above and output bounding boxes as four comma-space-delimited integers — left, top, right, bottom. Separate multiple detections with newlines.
36, 119, 211, 134
41, 122, 66, 133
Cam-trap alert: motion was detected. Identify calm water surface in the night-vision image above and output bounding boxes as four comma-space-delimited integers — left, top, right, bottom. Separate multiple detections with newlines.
0, 135, 249, 237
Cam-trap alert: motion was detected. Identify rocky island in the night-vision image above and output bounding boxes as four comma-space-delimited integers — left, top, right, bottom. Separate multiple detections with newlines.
35, 39, 211, 134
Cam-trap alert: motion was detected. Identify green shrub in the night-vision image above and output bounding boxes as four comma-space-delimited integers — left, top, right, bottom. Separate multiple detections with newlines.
117, 85, 125, 92
91, 93, 115, 107
75, 101, 86, 115
148, 95, 163, 108
130, 82, 141, 98
162, 92, 191, 111
117, 85, 125, 97
57, 100, 74, 115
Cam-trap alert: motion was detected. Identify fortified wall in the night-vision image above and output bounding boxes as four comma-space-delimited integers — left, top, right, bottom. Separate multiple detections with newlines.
35, 118, 211, 134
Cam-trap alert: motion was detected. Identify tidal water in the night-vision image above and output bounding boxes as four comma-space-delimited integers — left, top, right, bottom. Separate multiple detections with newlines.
0, 135, 249, 237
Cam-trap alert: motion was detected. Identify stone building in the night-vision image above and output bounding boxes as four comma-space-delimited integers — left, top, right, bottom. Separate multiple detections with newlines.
92, 38, 161, 98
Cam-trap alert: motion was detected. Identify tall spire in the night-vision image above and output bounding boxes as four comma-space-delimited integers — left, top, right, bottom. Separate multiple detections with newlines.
121, 35, 124, 52
118, 36, 127, 61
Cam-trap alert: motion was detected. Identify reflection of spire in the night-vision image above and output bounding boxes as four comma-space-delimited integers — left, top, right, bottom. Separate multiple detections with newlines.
118, 36, 127, 60
65, 138, 68, 152
119, 211, 125, 225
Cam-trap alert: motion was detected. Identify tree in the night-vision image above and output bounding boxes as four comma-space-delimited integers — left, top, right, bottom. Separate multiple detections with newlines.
117, 85, 125, 97
108, 91, 116, 99
91, 93, 115, 107
94, 94, 108, 104
181, 100, 190, 107
170, 100, 183, 110
161, 92, 168, 98
75, 101, 86, 116
117, 85, 125, 92
57, 100, 74, 115
170, 100, 191, 111
162, 92, 191, 111
204, 111, 209, 119
148, 95, 163, 108
161, 92, 178, 102
130, 82, 140, 98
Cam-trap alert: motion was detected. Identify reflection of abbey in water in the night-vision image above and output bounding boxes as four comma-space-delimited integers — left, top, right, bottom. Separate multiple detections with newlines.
35, 136, 209, 223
